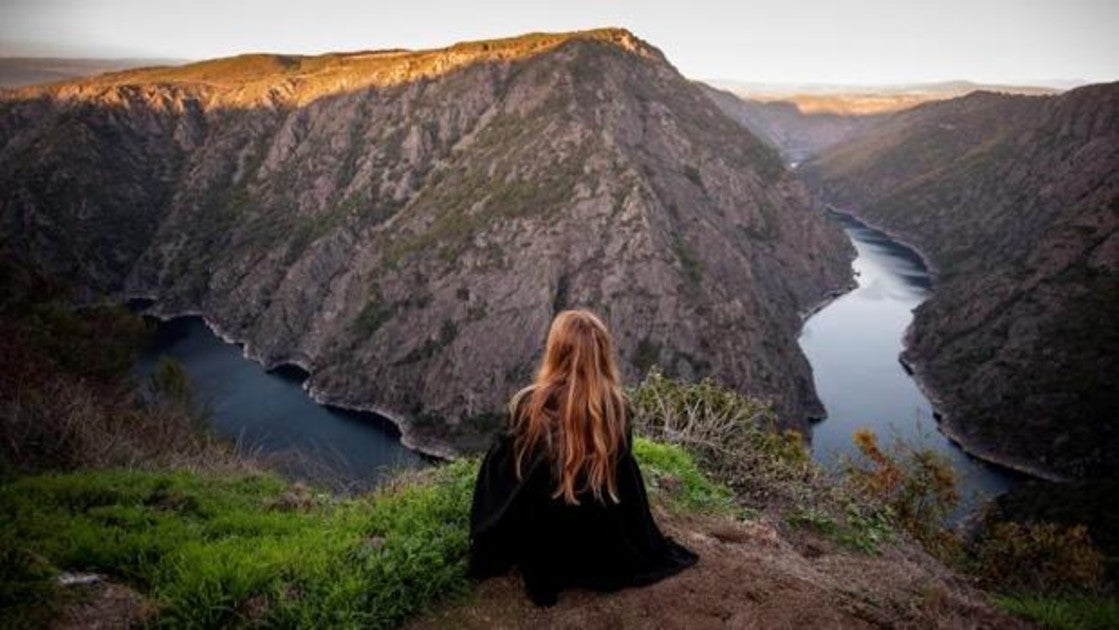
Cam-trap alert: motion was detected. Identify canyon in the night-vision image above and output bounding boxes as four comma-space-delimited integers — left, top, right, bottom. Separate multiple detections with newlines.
801, 84, 1119, 479
0, 29, 852, 457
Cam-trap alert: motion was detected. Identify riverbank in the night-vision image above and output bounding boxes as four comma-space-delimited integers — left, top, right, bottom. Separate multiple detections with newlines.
130, 300, 458, 462
901, 354, 1068, 483
798, 207, 1022, 504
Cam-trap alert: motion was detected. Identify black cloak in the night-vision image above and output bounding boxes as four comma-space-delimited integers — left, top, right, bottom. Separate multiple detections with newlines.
467, 420, 698, 606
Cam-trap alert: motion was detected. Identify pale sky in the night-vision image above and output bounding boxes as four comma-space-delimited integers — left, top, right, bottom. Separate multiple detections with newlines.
0, 0, 1115, 85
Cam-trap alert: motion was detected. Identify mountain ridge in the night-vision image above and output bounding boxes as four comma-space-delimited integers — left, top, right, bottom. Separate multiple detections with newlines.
2, 28, 667, 108
0, 30, 853, 457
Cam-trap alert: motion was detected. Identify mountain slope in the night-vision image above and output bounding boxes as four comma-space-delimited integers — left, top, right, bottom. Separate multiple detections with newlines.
0, 29, 852, 456
700, 84, 889, 162
801, 84, 1119, 479
700, 82, 1060, 162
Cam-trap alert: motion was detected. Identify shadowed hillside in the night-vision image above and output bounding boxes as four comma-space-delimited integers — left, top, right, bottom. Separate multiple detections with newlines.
0, 29, 853, 456
801, 83, 1119, 480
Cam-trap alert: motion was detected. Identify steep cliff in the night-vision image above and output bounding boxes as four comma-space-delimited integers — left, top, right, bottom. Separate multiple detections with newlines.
0, 29, 852, 456
802, 84, 1119, 479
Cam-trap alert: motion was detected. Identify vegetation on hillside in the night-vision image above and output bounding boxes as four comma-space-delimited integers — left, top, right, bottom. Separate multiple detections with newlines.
0, 253, 247, 476
1, 255, 1113, 628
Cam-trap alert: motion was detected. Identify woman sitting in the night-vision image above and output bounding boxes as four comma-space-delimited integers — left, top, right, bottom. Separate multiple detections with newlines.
468, 309, 698, 606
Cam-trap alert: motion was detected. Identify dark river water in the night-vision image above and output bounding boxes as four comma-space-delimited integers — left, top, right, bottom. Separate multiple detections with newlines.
136, 209, 1019, 506
798, 210, 1019, 509
135, 316, 426, 487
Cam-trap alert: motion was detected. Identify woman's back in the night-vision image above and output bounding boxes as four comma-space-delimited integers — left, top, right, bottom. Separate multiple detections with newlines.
468, 311, 697, 606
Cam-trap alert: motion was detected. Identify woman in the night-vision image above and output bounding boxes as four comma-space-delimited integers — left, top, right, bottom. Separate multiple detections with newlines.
468, 309, 698, 606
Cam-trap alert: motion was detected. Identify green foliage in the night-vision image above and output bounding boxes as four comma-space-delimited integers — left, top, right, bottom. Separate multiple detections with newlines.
994, 594, 1119, 630
0, 256, 239, 474
0, 439, 735, 627
354, 301, 394, 337
631, 438, 733, 515
149, 356, 193, 406
0, 462, 477, 628
629, 369, 902, 553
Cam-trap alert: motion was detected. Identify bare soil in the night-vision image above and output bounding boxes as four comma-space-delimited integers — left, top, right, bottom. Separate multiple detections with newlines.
410, 507, 1027, 629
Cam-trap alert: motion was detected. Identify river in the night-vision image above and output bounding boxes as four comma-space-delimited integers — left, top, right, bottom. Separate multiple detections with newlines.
134, 316, 427, 488
798, 209, 1019, 510
136, 209, 1019, 504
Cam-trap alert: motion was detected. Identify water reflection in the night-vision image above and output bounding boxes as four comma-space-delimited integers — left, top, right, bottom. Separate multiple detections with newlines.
135, 316, 427, 488
799, 210, 1017, 510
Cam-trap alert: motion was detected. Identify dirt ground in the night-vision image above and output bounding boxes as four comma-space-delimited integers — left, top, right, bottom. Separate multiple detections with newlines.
410, 507, 1027, 629
52, 580, 153, 629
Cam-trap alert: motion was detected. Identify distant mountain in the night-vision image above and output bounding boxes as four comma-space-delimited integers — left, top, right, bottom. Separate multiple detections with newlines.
801, 84, 1119, 479
0, 57, 189, 89
700, 80, 1063, 160
700, 84, 889, 163
0, 29, 852, 456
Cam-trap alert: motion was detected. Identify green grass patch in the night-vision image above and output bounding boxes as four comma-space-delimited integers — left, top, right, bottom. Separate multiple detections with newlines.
0, 462, 475, 628
632, 437, 734, 515
0, 438, 726, 627
994, 594, 1119, 630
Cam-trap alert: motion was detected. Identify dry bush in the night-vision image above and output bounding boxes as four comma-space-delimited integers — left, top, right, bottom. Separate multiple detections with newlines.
842, 428, 961, 560
972, 521, 1107, 595
627, 367, 816, 510
1, 370, 257, 475
0, 253, 257, 475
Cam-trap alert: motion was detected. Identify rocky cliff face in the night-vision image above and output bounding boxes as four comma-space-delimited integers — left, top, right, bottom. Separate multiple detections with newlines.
802, 84, 1119, 479
0, 29, 852, 456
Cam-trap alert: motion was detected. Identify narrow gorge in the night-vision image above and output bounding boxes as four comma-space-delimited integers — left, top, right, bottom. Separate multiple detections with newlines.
0, 29, 853, 457
801, 84, 1119, 480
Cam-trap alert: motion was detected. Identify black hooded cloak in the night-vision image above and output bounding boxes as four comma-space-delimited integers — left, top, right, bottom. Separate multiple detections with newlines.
467, 414, 698, 606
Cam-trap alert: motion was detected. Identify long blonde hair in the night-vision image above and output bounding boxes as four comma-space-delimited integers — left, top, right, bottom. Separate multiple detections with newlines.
509, 309, 628, 504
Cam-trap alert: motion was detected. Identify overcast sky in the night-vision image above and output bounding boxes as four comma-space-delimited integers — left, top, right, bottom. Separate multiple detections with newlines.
1, 0, 1115, 85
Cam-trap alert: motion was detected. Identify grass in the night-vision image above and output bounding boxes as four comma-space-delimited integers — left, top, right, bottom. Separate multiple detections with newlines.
632, 437, 734, 515
0, 462, 475, 628
994, 594, 1119, 630
0, 438, 724, 628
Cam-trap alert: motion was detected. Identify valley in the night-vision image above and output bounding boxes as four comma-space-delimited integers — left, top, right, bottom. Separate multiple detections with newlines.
0, 29, 852, 457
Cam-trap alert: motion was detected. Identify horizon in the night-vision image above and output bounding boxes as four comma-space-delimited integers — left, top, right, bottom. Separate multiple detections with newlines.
0, 1, 1115, 86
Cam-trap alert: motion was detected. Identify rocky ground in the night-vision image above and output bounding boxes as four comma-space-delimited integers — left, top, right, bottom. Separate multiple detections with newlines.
411, 508, 1022, 629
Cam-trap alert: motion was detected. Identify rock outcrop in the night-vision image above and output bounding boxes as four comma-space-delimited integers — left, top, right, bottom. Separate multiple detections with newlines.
801, 84, 1119, 479
0, 29, 852, 456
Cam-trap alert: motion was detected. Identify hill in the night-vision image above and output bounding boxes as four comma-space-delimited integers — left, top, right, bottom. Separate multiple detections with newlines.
700, 81, 1061, 161
0, 57, 188, 89
0, 29, 852, 456
801, 83, 1119, 479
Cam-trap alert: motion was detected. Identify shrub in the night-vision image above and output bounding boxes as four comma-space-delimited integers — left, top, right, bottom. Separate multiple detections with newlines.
994, 594, 1119, 630
842, 428, 960, 560
0, 256, 249, 474
628, 367, 811, 503
628, 370, 902, 553
972, 522, 1106, 595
